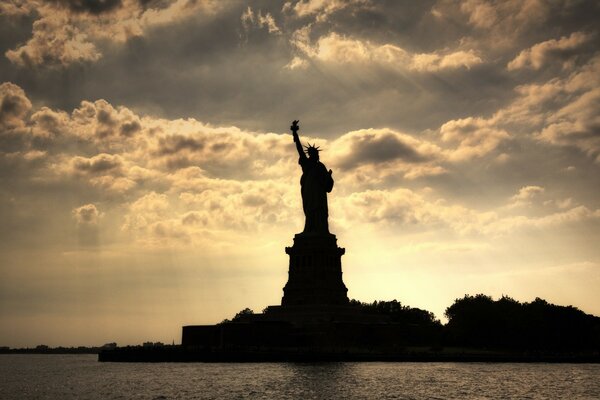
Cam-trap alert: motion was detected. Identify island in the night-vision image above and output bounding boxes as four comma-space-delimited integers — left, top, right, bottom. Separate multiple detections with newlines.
99, 122, 600, 362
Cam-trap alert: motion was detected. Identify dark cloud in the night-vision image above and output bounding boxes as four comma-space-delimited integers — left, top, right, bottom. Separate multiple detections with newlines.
138, 0, 175, 10
71, 203, 101, 246
0, 1, 508, 135
0, 82, 32, 128
119, 119, 141, 136
0, 2, 598, 198
304, 0, 450, 52
72, 153, 122, 173
48, 0, 123, 15
72, 203, 100, 223
336, 130, 430, 170
156, 135, 205, 155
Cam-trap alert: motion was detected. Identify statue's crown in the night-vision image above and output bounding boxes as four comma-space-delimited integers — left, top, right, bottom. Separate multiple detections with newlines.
304, 142, 321, 154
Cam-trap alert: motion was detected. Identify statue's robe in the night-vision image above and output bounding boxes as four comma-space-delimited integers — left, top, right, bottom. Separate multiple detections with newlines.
299, 156, 334, 234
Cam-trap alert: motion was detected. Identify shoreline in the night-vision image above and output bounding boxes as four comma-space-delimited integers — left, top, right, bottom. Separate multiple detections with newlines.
97, 346, 600, 363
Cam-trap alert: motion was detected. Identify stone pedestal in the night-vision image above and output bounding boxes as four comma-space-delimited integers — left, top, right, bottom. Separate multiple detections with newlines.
282, 233, 349, 306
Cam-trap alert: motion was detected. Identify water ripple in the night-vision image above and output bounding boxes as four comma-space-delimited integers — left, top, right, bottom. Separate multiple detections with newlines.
1, 355, 599, 399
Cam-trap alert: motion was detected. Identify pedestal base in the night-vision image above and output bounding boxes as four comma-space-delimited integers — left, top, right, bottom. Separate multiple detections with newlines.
282, 233, 349, 306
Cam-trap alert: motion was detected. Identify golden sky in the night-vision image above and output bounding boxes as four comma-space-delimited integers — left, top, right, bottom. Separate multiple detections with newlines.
1, 0, 599, 347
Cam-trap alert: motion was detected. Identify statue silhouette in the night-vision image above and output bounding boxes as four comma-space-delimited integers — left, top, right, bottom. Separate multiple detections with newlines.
291, 120, 334, 235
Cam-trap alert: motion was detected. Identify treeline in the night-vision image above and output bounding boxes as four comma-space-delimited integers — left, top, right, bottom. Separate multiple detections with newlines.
349, 299, 441, 327
349, 299, 443, 346
444, 294, 600, 351
0, 345, 109, 354
228, 295, 600, 351
0, 342, 175, 354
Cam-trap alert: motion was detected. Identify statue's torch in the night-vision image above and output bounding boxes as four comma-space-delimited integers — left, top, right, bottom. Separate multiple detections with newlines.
291, 120, 300, 143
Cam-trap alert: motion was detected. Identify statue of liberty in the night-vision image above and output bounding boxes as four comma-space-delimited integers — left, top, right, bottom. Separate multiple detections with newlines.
290, 120, 334, 235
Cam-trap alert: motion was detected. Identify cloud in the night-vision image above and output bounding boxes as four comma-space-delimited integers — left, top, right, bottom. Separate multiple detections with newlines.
291, 31, 482, 72
120, 176, 298, 247
335, 186, 600, 237
538, 87, 600, 163
155, 134, 204, 155
30, 107, 70, 139
121, 192, 173, 243
428, 0, 597, 65
2, 0, 597, 140
0, 82, 32, 129
410, 50, 482, 72
175, 177, 295, 229
5, 13, 102, 67
284, 56, 308, 70
496, 55, 600, 163
70, 99, 143, 147
309, 32, 373, 63
56, 153, 136, 194
71, 203, 103, 246
50, 0, 123, 15
330, 128, 441, 170
439, 117, 509, 162
511, 185, 544, 202
141, 118, 294, 179
1, 82, 295, 185
457, 0, 551, 33
128, 191, 169, 215
3, 1, 584, 139
489, 205, 600, 235
507, 31, 592, 71
0, 0, 37, 16
460, 0, 498, 29
71, 153, 123, 174
507, 185, 547, 209
4, 0, 222, 67
241, 6, 280, 34
285, 0, 368, 21
295, 128, 454, 184
72, 203, 100, 224
2, 81, 598, 250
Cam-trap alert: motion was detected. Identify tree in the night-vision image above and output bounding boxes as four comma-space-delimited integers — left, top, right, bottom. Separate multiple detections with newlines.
231, 308, 254, 322
444, 294, 600, 350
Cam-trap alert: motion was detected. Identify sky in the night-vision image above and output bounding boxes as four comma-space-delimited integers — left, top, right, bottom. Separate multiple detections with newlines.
0, 0, 599, 347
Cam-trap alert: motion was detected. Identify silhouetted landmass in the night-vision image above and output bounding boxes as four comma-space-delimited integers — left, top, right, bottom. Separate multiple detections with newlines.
0, 343, 117, 354
348, 299, 443, 346
4, 295, 599, 361
444, 294, 600, 351
349, 299, 441, 327
220, 295, 599, 353
93, 122, 598, 362
99, 294, 600, 362
0, 342, 177, 354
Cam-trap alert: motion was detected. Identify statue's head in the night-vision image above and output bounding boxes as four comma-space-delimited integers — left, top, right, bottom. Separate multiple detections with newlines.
305, 143, 320, 160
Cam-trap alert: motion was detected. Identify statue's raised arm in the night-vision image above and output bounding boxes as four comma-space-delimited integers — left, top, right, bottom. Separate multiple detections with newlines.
291, 120, 306, 160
